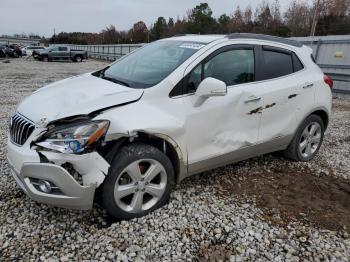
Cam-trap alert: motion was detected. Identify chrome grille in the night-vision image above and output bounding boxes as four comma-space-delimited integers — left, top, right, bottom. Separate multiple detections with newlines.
9, 113, 35, 145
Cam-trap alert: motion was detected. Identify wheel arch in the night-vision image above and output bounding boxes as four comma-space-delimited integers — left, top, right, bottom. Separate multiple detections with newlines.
100, 131, 186, 184
311, 109, 329, 130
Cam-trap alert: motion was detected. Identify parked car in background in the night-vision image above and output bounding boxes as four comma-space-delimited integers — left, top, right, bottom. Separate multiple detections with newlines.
0, 45, 6, 57
9, 44, 22, 57
22, 46, 45, 57
34, 46, 88, 62
7, 34, 332, 220
0, 45, 16, 57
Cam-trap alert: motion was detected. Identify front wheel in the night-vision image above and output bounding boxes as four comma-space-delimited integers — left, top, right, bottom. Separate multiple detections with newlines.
102, 143, 175, 220
42, 56, 49, 62
284, 114, 325, 161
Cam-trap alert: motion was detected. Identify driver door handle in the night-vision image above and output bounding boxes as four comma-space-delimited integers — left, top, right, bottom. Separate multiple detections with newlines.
245, 95, 261, 103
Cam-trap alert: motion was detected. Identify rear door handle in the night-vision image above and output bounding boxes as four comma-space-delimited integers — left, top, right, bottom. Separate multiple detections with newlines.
245, 95, 261, 103
303, 83, 314, 89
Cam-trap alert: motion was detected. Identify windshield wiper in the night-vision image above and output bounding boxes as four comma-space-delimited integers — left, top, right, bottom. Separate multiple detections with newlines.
101, 75, 130, 87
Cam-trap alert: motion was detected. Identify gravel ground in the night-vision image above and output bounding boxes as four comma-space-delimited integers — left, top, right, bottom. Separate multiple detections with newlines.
0, 58, 349, 261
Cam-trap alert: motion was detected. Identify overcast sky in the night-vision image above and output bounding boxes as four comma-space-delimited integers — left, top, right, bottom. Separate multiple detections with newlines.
0, 0, 310, 37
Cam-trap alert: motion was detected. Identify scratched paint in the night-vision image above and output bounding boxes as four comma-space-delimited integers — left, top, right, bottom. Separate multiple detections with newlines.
288, 94, 298, 99
248, 103, 277, 115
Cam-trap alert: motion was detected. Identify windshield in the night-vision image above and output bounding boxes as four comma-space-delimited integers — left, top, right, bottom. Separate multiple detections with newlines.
102, 40, 205, 88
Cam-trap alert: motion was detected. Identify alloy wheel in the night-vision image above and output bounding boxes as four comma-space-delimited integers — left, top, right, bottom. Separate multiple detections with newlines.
114, 159, 167, 213
298, 122, 322, 158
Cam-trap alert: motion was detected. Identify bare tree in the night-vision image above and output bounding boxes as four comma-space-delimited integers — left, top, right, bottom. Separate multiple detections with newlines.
284, 0, 313, 36
228, 6, 244, 33
129, 21, 149, 43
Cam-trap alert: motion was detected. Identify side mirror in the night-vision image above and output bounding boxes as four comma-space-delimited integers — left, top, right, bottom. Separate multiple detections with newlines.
193, 77, 227, 106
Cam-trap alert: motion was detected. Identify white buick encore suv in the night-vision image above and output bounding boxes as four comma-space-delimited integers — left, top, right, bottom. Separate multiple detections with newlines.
7, 34, 333, 219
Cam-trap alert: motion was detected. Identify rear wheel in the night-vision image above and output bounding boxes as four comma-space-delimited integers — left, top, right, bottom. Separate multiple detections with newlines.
102, 143, 175, 220
74, 55, 82, 62
284, 114, 324, 161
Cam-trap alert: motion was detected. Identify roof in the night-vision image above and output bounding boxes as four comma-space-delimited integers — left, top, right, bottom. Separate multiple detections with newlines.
167, 33, 304, 48
166, 34, 225, 43
227, 33, 303, 47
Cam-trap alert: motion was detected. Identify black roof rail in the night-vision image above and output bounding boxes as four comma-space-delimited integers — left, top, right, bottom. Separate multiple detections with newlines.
226, 33, 303, 48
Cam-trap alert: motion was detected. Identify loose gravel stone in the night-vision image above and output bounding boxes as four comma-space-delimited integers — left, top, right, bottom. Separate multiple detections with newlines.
0, 58, 349, 261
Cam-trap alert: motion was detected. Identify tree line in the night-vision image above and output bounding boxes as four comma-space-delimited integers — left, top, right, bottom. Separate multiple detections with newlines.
49, 0, 350, 45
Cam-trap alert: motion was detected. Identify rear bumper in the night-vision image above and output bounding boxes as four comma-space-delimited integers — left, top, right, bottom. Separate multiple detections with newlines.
8, 161, 96, 210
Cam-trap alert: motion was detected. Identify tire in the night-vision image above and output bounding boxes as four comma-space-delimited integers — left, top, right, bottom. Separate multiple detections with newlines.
42, 56, 49, 62
284, 114, 325, 161
102, 143, 175, 220
74, 55, 82, 62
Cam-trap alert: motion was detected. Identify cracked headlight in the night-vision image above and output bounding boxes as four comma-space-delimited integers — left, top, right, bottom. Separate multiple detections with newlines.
37, 120, 110, 154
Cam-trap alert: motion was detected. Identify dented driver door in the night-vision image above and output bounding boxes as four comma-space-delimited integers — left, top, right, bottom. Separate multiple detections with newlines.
181, 46, 263, 174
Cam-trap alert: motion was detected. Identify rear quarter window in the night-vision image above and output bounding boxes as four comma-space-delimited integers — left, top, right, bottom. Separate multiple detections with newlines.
292, 53, 304, 72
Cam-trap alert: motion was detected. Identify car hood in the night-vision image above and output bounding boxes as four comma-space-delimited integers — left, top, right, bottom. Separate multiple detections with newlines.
17, 73, 143, 124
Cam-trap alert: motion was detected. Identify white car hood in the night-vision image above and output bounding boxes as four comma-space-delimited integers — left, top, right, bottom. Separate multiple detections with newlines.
17, 73, 143, 123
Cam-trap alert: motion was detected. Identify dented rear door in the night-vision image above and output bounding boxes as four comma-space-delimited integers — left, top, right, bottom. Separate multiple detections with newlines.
256, 45, 307, 143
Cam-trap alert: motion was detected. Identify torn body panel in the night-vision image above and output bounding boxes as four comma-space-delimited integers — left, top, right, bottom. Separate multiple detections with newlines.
94, 97, 188, 182
7, 137, 110, 210
38, 151, 110, 187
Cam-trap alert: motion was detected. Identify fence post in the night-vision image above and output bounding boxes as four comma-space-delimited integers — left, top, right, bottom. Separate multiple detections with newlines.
315, 39, 322, 62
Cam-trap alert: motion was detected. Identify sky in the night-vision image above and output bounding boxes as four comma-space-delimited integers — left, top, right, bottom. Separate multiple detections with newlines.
0, 0, 310, 37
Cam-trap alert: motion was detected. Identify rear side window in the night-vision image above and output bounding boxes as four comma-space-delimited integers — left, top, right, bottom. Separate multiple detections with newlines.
262, 49, 293, 79
58, 47, 68, 51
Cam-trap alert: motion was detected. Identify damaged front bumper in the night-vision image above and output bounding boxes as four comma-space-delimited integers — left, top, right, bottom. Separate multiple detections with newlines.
9, 162, 96, 210
7, 138, 110, 210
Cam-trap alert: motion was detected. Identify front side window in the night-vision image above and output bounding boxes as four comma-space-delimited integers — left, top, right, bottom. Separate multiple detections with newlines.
204, 49, 254, 86
186, 48, 255, 93
102, 40, 205, 88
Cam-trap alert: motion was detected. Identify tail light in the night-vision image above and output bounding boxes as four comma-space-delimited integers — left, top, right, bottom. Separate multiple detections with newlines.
324, 75, 333, 89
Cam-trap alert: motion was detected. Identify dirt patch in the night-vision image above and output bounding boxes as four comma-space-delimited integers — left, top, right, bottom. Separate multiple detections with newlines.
217, 166, 350, 232
196, 243, 235, 262
333, 101, 350, 112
